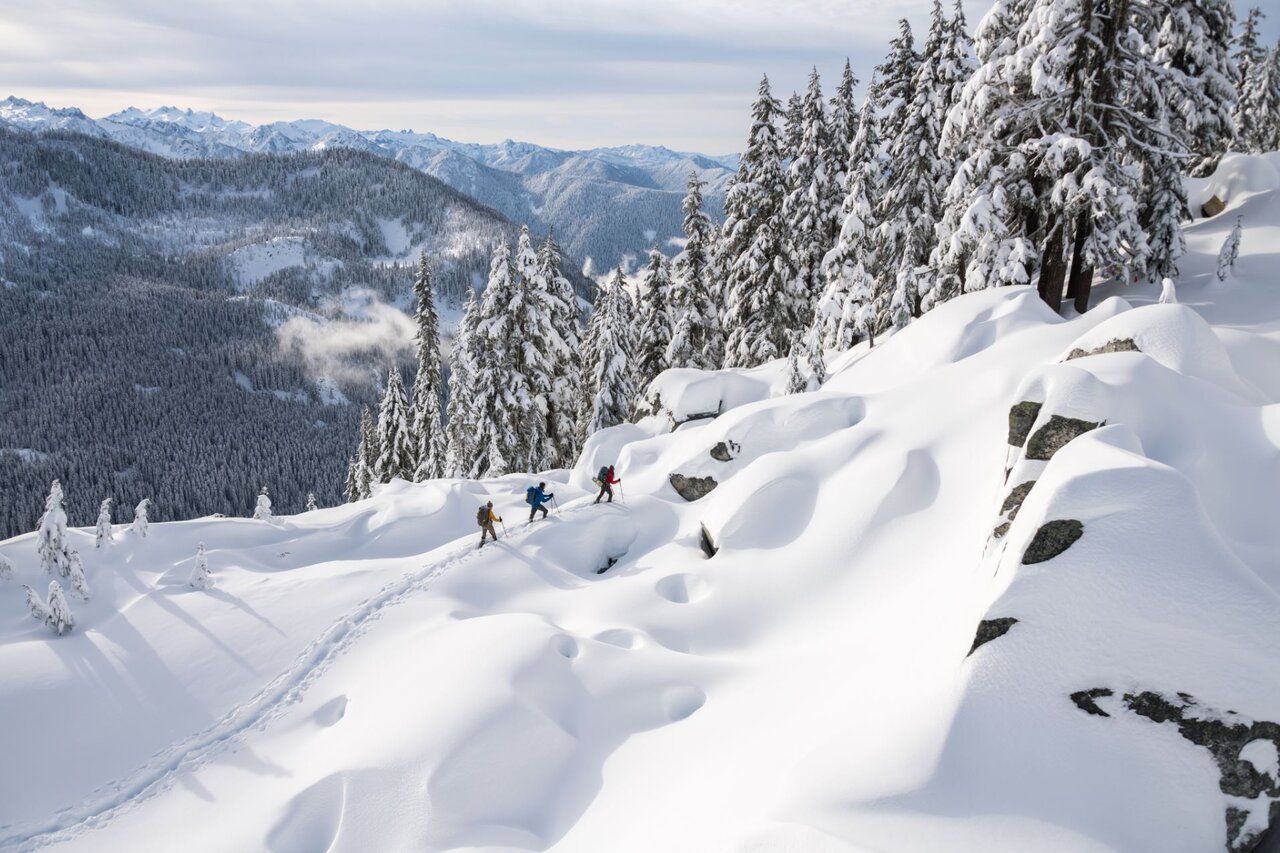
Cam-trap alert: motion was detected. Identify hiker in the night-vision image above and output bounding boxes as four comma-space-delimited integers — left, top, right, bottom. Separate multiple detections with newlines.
594, 465, 621, 504
477, 501, 502, 547
525, 482, 555, 522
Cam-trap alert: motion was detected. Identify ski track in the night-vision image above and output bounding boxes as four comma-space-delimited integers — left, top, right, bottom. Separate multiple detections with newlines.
1, 500, 616, 851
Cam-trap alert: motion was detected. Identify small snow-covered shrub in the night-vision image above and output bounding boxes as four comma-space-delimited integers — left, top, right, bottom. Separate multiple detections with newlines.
189, 543, 212, 590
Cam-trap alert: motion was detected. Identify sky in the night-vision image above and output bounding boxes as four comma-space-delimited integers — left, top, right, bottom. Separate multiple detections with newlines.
1, 0, 973, 153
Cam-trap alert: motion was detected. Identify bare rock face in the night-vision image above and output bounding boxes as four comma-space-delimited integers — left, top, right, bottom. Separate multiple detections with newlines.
710, 440, 739, 462
1022, 519, 1084, 564
669, 474, 718, 502
967, 617, 1018, 657
1065, 337, 1141, 361
1008, 401, 1043, 448
699, 523, 719, 558
1001, 480, 1037, 521
1025, 415, 1103, 461
1070, 689, 1280, 852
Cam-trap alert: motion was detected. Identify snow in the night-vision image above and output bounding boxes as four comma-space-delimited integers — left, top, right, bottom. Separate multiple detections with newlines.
2, 157, 1280, 852
227, 238, 308, 289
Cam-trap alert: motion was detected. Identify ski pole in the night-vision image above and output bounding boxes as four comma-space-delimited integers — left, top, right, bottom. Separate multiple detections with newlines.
619, 482, 625, 504
500, 520, 508, 537
552, 496, 561, 515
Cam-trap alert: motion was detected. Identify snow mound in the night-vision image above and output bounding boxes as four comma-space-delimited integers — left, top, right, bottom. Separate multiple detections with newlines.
1060, 303, 1254, 399
639, 366, 782, 428
1188, 151, 1280, 216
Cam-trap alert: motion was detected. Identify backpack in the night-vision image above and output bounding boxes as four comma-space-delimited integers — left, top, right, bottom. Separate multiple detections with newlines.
526, 486, 538, 505
596, 466, 609, 485
476, 506, 488, 526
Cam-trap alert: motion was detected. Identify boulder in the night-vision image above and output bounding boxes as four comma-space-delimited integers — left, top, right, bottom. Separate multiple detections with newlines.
1000, 480, 1037, 520
1070, 688, 1114, 717
1008, 401, 1043, 448
967, 617, 1018, 657
1202, 194, 1226, 217
699, 523, 719, 558
710, 441, 739, 462
1022, 519, 1084, 564
1065, 337, 1141, 361
669, 474, 718, 502
1025, 415, 1103, 460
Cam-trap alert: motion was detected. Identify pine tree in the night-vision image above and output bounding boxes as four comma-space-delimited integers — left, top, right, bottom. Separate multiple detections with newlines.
668, 173, 722, 370
408, 252, 447, 481
826, 59, 860, 232
1217, 217, 1244, 280
37, 480, 72, 577
189, 542, 212, 590
356, 406, 378, 497
1234, 8, 1269, 152
445, 287, 480, 477
1143, 152, 1188, 282
804, 328, 826, 390
131, 498, 150, 538
470, 240, 522, 477
635, 246, 675, 391
505, 226, 557, 472
584, 269, 639, 435
253, 486, 273, 520
538, 231, 582, 468
68, 552, 90, 600
783, 68, 835, 333
306, 493, 318, 512
1152, 0, 1238, 173
25, 581, 74, 635
0, 555, 14, 580
784, 338, 807, 395
816, 89, 887, 349
94, 498, 113, 548
722, 75, 791, 368
374, 367, 414, 482
783, 91, 804, 159
344, 455, 361, 502
875, 20, 921, 152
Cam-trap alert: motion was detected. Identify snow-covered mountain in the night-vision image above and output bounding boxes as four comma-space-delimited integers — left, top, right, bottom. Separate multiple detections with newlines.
0, 96, 736, 271
2, 153, 1277, 852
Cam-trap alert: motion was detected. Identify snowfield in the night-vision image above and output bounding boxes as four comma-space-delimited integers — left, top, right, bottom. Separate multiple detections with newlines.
2, 162, 1280, 852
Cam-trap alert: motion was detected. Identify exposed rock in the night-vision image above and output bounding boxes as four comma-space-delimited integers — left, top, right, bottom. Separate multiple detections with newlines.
699, 523, 718, 558
710, 440, 739, 462
1070, 688, 1114, 717
1001, 480, 1036, 520
670, 474, 718, 501
1066, 337, 1141, 362
1008, 401, 1043, 448
1202, 194, 1226, 218
674, 408, 721, 428
1025, 415, 1103, 461
1022, 519, 1084, 564
967, 617, 1017, 657
993, 522, 1010, 538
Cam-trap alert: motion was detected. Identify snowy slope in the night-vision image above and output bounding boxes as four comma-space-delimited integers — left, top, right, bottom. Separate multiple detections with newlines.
1, 159, 1279, 852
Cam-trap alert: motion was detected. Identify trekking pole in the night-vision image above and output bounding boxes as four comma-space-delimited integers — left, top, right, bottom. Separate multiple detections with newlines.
552, 496, 561, 516
619, 482, 625, 504
500, 520, 508, 538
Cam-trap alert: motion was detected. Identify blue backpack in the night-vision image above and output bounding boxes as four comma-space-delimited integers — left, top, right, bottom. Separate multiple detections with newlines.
526, 486, 538, 505
596, 466, 609, 485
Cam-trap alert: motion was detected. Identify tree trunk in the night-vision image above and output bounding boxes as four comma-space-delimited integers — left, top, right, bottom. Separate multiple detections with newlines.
1068, 215, 1094, 314
1037, 220, 1069, 313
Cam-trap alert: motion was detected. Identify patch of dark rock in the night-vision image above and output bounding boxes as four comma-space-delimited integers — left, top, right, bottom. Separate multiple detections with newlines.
699, 523, 718, 559
993, 522, 1011, 538
1070, 688, 1114, 717
710, 440, 740, 462
967, 617, 1017, 657
1008, 401, 1043, 448
670, 474, 718, 501
1202, 195, 1226, 218
674, 407, 722, 428
1001, 480, 1036, 520
1026, 415, 1104, 461
1022, 519, 1084, 564
1065, 338, 1141, 361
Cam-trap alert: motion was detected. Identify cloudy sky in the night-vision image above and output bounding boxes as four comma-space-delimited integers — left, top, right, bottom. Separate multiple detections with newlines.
2, 0, 981, 153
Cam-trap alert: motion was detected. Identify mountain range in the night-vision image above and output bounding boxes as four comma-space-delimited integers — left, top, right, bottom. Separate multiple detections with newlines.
0, 96, 737, 272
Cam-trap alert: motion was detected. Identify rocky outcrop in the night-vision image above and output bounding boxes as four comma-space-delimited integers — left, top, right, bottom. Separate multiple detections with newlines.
967, 617, 1018, 657
1001, 480, 1036, 521
1202, 195, 1226, 218
699, 523, 718, 558
1071, 689, 1280, 852
1022, 519, 1084, 564
670, 474, 718, 501
1025, 415, 1104, 460
1065, 338, 1141, 361
1008, 401, 1043, 448
710, 440, 739, 462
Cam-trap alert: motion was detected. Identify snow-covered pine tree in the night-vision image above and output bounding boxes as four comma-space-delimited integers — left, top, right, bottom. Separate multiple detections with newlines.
23, 584, 55, 631
408, 252, 447, 481
131, 498, 150, 538
95, 498, 113, 548
25, 581, 75, 635
635, 246, 675, 391
357, 406, 378, 497
722, 75, 792, 368
585, 269, 639, 435
469, 240, 522, 478
506, 226, 556, 473
826, 59, 860, 238
343, 455, 361, 503
0, 554, 13, 580
883, 1, 950, 316
667, 173, 722, 371
253, 486, 272, 520
874, 19, 921, 155
306, 492, 318, 512
784, 338, 807, 395
189, 542, 212, 590
68, 552, 89, 600
815, 88, 887, 349
538, 231, 582, 468
1142, 148, 1188, 282
1217, 217, 1244, 280
575, 284, 606, 449
783, 91, 804, 161
782, 68, 835, 333
37, 480, 72, 577
445, 287, 480, 477
374, 367, 414, 482
1234, 8, 1270, 153
1251, 43, 1280, 152
804, 328, 826, 390
1152, 0, 1237, 175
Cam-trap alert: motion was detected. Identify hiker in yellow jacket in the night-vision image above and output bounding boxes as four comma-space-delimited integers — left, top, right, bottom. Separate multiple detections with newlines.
477, 501, 502, 547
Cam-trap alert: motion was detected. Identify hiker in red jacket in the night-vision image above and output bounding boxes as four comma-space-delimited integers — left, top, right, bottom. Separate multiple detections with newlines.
594, 465, 621, 504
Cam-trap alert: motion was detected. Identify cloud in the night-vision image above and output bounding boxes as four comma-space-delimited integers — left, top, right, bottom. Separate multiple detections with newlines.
1, 0, 985, 151
275, 289, 416, 385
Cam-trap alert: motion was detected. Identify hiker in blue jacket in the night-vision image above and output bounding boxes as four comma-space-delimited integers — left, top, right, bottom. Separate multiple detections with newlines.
526, 482, 555, 522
